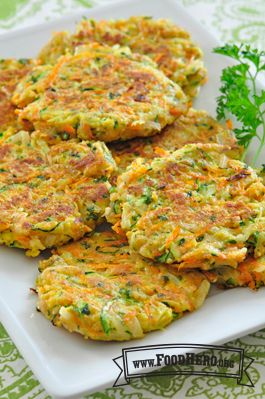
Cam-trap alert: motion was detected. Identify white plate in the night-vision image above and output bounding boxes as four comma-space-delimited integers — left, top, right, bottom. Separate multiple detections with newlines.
0, 0, 265, 398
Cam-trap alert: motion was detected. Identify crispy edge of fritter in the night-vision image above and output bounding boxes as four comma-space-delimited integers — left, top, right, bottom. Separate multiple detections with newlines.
204, 256, 265, 290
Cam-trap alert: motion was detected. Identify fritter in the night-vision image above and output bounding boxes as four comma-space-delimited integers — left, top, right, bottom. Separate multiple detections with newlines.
36, 230, 210, 341
0, 130, 115, 187
204, 256, 265, 290
106, 143, 265, 270
0, 184, 90, 257
0, 58, 32, 132
0, 130, 47, 186
110, 109, 242, 172
0, 131, 116, 256
38, 16, 207, 99
13, 44, 188, 144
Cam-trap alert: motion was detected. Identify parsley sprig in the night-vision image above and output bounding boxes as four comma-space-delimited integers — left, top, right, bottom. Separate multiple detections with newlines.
213, 44, 265, 165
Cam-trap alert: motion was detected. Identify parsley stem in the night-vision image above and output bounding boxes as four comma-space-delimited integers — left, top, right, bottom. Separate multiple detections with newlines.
253, 118, 265, 165
246, 68, 265, 165
241, 147, 248, 162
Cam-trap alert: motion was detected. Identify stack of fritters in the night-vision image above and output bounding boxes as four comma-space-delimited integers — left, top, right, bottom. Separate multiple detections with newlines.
1, 16, 263, 342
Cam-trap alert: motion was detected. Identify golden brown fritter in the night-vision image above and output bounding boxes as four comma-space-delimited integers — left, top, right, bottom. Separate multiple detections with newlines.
39, 16, 207, 99
0, 131, 116, 256
110, 109, 242, 172
106, 143, 265, 270
13, 44, 188, 144
0, 183, 90, 256
36, 230, 210, 341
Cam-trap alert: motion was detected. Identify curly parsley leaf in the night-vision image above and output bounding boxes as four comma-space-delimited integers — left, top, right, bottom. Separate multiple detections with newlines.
213, 44, 265, 165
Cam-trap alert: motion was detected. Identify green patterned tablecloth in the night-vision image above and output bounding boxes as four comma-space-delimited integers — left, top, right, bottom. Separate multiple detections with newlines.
1, 1, 265, 398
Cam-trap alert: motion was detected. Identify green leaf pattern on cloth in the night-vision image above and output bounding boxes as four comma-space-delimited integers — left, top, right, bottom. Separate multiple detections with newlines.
0, 0, 93, 30
182, 0, 265, 50
1, 0, 265, 398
